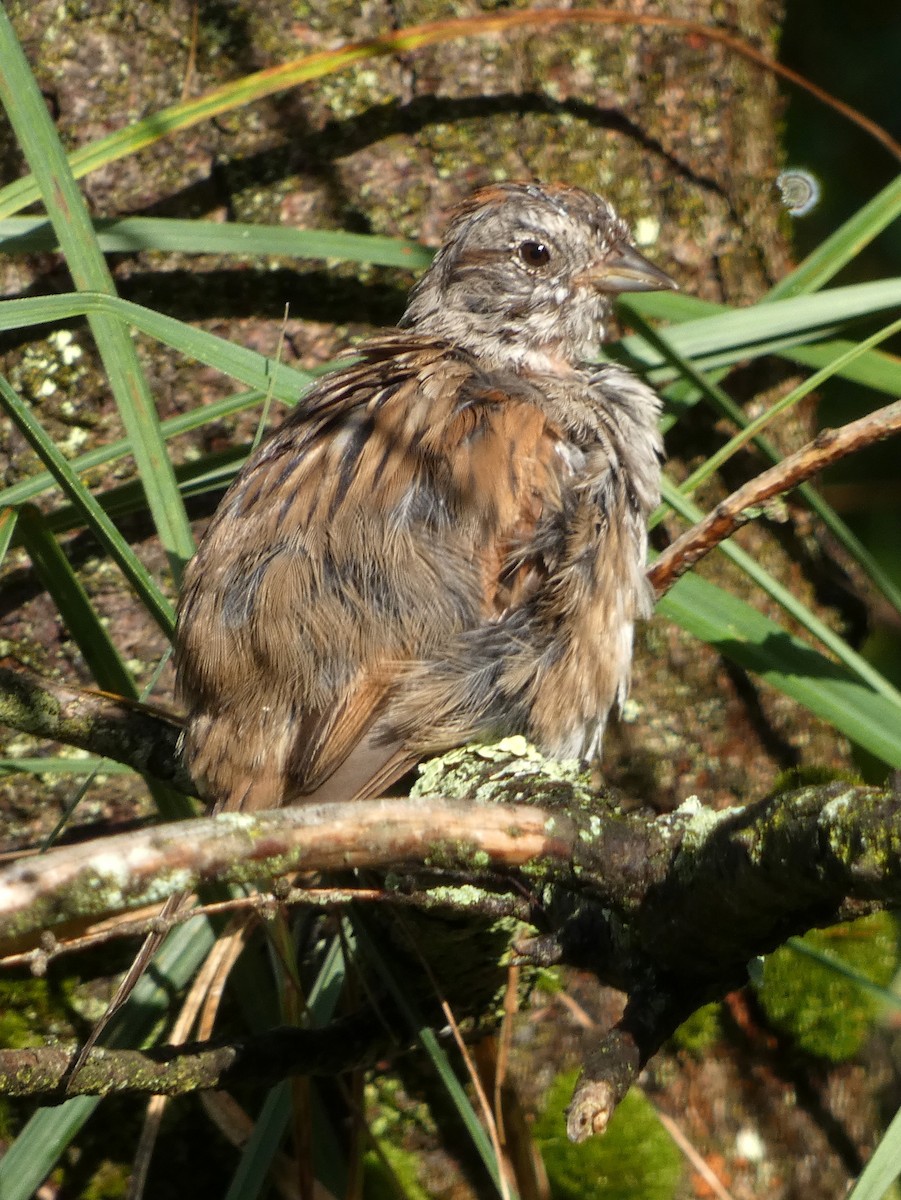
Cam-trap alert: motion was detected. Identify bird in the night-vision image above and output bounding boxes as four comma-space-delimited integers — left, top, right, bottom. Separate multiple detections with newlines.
175, 182, 675, 813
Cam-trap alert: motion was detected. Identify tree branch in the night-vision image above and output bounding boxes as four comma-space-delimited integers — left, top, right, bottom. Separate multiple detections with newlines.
0, 749, 898, 1118
649, 398, 901, 596
0, 665, 194, 794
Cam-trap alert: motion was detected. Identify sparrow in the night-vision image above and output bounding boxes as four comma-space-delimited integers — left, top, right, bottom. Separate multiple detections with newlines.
175, 182, 675, 812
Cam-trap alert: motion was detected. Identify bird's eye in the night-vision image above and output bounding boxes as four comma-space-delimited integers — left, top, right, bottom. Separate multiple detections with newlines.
518, 240, 551, 268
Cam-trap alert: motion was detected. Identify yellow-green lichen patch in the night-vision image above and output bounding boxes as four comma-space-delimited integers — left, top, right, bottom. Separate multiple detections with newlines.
411, 740, 594, 813
675, 800, 737, 853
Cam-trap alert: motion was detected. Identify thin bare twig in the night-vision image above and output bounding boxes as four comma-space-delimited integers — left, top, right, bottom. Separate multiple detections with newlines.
649, 399, 901, 597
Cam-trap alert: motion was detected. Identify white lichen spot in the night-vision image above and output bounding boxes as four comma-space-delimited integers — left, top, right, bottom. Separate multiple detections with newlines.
90, 853, 131, 889
619, 698, 642, 724
145, 870, 193, 902
60, 426, 89, 453
212, 810, 256, 831
676, 795, 702, 815
633, 216, 660, 247
49, 329, 83, 364
821, 792, 852, 819
735, 1126, 766, 1162
4, 735, 39, 757
38, 378, 57, 398
485, 735, 534, 759
56, 745, 91, 760
678, 802, 736, 851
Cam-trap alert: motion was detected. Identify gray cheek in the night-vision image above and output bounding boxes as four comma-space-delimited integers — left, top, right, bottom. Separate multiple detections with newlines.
461, 290, 501, 314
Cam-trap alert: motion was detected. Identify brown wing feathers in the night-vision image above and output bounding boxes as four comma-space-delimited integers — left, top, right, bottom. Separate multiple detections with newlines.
176, 339, 568, 810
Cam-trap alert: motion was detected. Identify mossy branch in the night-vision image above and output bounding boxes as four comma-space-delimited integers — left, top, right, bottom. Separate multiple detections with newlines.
0, 743, 898, 1132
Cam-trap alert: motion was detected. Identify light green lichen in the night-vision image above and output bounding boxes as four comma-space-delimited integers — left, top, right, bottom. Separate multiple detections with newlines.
411, 740, 593, 813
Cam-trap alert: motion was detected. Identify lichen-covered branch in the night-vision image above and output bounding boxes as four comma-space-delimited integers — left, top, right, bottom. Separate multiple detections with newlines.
0, 666, 194, 795
0, 1008, 398, 1099
1, 743, 899, 1123
0, 788, 577, 952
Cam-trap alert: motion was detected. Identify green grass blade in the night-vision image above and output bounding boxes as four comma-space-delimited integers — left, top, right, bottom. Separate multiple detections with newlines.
13, 505, 191, 822
0, 1097, 101, 1200
624, 306, 901, 619
1, 451, 246, 552
223, 1083, 294, 1200
787, 937, 901, 1012
17, 447, 247, 540
660, 479, 901, 709
16, 505, 136, 695
224, 935, 348, 1200
0, 917, 216, 1200
0, 372, 175, 637
0, 388, 265, 509
619, 294, 901, 397
658, 573, 901, 768
0, 19, 507, 220
0, 756, 132, 775
847, 1105, 901, 1200
678, 314, 901, 497
0, 10, 194, 576
0, 215, 432, 270
0, 292, 316, 400
769, 173, 901, 300
0, 505, 16, 566
352, 913, 514, 1199
786, 337, 901, 395
621, 280, 901, 371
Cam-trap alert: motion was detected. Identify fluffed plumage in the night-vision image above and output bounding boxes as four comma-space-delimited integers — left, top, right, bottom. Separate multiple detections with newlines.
175, 182, 675, 810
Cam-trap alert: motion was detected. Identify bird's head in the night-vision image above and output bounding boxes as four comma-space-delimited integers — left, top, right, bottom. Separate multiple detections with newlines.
400, 182, 676, 370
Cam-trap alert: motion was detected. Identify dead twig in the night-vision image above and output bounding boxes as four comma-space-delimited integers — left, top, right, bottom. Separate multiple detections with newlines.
649, 399, 901, 597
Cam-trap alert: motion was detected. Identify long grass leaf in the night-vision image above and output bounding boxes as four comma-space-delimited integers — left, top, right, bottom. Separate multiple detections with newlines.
0, 505, 16, 566
16, 505, 136, 694
0, 9, 897, 219
620, 279, 901, 370
658, 573, 901, 767
0, 372, 175, 636
846, 1104, 901, 1200
29, 448, 248, 536
0, 215, 432, 270
787, 937, 901, 1012
13, 505, 191, 821
353, 913, 513, 1199
625, 304, 901, 618
0, 756, 132, 775
0, 292, 316, 400
0, 389, 265, 509
0, 917, 216, 1200
769, 174, 901, 299
660, 479, 901, 709
678, 315, 901, 497
0, 11, 194, 574
224, 936, 348, 1200
621, 295, 901, 397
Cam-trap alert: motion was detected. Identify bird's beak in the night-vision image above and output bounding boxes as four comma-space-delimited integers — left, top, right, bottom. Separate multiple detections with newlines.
584, 241, 677, 294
